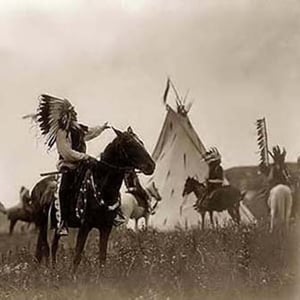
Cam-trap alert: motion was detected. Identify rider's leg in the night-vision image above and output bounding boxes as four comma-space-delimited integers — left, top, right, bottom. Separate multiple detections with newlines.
57, 171, 74, 236
113, 195, 126, 226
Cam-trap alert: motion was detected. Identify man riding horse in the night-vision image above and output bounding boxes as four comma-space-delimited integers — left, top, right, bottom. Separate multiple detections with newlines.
267, 146, 291, 187
124, 170, 151, 213
194, 147, 224, 210
34, 94, 123, 236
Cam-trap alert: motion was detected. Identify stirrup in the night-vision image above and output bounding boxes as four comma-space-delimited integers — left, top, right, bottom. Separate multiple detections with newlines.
113, 214, 125, 227
56, 223, 69, 236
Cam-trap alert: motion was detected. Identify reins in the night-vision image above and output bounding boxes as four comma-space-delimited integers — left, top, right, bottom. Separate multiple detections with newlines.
87, 134, 138, 210
98, 159, 133, 172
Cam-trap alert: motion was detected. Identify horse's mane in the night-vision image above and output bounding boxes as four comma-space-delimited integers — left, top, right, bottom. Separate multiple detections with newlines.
99, 136, 119, 162
187, 177, 205, 187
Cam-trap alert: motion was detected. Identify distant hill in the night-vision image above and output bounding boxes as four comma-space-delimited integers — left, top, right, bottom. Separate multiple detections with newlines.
225, 162, 298, 191
0, 213, 7, 232
225, 163, 299, 220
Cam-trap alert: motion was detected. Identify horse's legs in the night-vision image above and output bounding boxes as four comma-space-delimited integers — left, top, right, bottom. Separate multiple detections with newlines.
233, 204, 241, 225
228, 206, 240, 225
209, 211, 214, 229
35, 218, 50, 265
73, 224, 91, 272
236, 207, 241, 224
51, 233, 61, 268
269, 208, 275, 233
145, 215, 149, 230
99, 226, 112, 266
35, 226, 43, 263
201, 211, 206, 230
135, 219, 139, 231
9, 219, 17, 235
285, 193, 293, 232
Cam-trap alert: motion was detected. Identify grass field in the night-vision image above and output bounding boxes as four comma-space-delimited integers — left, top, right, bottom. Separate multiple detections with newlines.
0, 221, 299, 300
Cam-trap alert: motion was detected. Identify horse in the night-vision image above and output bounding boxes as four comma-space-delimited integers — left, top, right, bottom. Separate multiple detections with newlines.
182, 177, 244, 229
120, 181, 162, 230
265, 146, 293, 233
0, 187, 37, 234
35, 127, 155, 271
0, 203, 34, 235
268, 184, 293, 233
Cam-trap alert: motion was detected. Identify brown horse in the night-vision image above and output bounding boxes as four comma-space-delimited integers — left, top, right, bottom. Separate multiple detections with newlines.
35, 127, 155, 271
0, 180, 56, 235
0, 203, 34, 235
182, 177, 244, 229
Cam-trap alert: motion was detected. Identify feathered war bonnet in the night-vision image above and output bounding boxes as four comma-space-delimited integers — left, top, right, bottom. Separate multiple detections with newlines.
204, 147, 222, 164
36, 94, 78, 150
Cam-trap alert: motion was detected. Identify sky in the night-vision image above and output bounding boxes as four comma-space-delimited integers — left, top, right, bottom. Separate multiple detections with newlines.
0, 0, 300, 206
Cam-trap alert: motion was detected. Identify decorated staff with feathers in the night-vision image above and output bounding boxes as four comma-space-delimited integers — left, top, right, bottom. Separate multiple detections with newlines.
25, 94, 110, 236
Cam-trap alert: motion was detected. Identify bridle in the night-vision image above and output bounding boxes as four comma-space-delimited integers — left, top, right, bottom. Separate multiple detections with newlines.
98, 136, 137, 172
87, 132, 147, 210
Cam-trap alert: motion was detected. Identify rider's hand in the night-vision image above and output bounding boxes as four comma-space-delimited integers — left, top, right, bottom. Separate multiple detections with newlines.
84, 154, 97, 163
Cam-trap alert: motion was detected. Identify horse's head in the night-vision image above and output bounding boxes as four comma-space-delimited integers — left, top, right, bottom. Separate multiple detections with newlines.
146, 182, 162, 202
109, 126, 155, 175
182, 176, 204, 197
20, 186, 31, 205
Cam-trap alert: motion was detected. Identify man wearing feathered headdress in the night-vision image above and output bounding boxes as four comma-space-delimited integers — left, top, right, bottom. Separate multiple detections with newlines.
34, 94, 110, 236
194, 148, 224, 209
205, 148, 224, 189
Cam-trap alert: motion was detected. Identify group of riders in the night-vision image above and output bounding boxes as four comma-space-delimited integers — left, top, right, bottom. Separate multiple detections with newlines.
22, 94, 294, 236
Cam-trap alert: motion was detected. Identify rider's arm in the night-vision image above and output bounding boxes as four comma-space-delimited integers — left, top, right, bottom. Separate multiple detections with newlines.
84, 123, 108, 142
56, 129, 87, 162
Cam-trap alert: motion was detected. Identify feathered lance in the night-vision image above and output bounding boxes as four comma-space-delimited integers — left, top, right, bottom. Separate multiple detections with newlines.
256, 117, 270, 172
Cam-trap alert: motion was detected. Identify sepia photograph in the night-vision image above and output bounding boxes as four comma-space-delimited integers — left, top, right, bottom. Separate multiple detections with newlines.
0, 0, 299, 299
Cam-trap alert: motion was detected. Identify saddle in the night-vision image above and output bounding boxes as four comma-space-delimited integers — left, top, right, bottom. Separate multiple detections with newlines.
69, 164, 123, 226
194, 184, 226, 211
50, 162, 96, 228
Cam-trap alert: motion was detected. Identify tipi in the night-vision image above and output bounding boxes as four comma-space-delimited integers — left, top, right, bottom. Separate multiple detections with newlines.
144, 83, 255, 229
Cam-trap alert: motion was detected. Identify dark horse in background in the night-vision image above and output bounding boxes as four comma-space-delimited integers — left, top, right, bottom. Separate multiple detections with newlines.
0, 177, 57, 235
34, 127, 155, 271
182, 177, 244, 229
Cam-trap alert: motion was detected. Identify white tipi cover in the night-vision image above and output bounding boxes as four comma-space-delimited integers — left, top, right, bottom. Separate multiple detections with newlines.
143, 105, 255, 230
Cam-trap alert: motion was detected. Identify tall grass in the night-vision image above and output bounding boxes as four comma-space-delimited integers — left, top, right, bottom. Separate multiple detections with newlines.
0, 221, 298, 300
